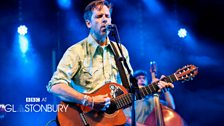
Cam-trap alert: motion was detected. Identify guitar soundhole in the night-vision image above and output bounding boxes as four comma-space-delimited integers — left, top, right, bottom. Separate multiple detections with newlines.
105, 100, 117, 114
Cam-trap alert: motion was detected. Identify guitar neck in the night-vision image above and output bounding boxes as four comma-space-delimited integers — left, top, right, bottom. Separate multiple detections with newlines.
110, 74, 177, 110
140, 74, 177, 98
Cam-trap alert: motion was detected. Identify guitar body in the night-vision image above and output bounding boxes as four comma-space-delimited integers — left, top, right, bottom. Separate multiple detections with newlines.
57, 82, 128, 126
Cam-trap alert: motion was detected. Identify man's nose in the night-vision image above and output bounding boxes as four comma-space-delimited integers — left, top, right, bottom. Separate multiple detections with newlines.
102, 15, 107, 23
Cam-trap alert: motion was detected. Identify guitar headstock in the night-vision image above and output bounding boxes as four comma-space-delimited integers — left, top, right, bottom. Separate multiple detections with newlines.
174, 64, 198, 83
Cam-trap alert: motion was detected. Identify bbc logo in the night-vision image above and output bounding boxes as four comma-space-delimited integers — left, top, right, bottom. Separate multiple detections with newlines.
26, 97, 40, 102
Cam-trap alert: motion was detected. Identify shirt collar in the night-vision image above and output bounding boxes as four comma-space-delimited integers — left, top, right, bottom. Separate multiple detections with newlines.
87, 34, 112, 57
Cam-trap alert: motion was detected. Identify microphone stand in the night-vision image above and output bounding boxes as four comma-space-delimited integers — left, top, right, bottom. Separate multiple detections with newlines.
109, 24, 140, 126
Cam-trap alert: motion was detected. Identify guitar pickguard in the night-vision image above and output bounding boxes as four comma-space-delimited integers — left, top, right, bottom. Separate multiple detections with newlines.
109, 84, 124, 98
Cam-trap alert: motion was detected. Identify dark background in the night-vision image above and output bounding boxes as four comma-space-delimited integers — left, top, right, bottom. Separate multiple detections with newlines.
0, 0, 224, 126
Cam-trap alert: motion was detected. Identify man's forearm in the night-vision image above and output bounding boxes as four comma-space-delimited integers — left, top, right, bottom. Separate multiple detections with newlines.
49, 83, 85, 104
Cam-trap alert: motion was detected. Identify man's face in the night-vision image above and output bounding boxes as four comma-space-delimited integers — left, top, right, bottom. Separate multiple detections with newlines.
86, 5, 111, 39
136, 75, 147, 87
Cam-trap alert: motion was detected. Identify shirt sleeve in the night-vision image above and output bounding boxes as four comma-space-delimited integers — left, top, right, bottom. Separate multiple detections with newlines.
46, 46, 81, 92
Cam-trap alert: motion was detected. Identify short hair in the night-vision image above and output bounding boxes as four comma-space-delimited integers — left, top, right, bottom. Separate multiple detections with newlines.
133, 70, 148, 78
83, 0, 113, 21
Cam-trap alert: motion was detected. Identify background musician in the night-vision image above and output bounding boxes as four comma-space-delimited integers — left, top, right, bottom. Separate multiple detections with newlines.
125, 70, 175, 126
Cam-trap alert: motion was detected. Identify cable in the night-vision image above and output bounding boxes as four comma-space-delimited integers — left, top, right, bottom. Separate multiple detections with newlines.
45, 119, 56, 126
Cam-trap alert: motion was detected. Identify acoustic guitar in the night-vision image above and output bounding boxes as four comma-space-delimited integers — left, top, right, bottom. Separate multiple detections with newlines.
57, 65, 198, 126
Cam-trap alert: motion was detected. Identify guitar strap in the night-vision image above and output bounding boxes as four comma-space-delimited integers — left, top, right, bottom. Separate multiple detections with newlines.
110, 42, 131, 91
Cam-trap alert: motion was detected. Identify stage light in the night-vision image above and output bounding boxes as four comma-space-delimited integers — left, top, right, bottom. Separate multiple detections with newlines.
178, 28, 187, 38
57, 0, 72, 9
19, 35, 29, 54
17, 25, 28, 35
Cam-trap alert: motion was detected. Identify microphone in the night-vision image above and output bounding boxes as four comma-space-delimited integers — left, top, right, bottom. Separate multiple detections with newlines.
106, 24, 116, 31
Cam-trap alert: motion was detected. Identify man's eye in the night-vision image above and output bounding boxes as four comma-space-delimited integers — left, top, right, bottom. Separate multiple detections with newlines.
105, 15, 110, 18
96, 15, 103, 18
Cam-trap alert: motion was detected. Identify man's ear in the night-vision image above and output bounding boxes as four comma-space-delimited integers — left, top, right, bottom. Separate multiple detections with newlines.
85, 20, 91, 28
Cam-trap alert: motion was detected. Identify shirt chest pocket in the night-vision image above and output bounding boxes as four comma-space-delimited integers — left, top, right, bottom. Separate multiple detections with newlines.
82, 66, 96, 77
80, 64, 101, 85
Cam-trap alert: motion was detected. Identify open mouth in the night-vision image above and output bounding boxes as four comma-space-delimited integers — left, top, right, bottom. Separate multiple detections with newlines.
101, 26, 107, 32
